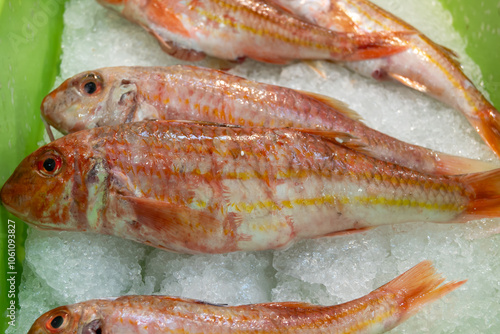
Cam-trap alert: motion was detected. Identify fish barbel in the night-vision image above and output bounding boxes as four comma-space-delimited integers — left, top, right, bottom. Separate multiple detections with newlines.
271, 0, 500, 157
41, 65, 496, 175
27, 261, 464, 334
2, 121, 500, 253
95, 0, 409, 64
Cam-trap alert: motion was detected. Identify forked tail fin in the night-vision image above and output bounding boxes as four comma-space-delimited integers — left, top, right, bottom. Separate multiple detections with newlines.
434, 151, 499, 175
466, 106, 500, 159
381, 261, 466, 323
462, 168, 500, 219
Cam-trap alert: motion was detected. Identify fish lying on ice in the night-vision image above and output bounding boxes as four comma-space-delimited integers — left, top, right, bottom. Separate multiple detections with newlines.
41, 65, 496, 175
95, 0, 409, 64
27, 260, 464, 334
2, 121, 500, 253
271, 0, 500, 157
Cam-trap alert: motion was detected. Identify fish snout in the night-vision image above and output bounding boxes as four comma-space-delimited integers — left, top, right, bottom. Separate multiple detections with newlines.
27, 322, 47, 334
1, 171, 32, 219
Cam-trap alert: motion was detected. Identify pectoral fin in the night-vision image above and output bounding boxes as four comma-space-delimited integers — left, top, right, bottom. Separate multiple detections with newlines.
387, 73, 428, 93
122, 196, 220, 234
139, 22, 206, 61
119, 196, 223, 252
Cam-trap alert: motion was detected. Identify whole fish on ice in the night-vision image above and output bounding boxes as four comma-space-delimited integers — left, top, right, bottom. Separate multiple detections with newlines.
3, 121, 500, 253
41, 65, 496, 175
27, 260, 464, 334
271, 0, 500, 157
95, 0, 409, 64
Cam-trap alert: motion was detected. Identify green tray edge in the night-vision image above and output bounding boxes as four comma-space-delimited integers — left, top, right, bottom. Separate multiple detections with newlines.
0, 0, 67, 332
440, 0, 500, 108
0, 0, 498, 332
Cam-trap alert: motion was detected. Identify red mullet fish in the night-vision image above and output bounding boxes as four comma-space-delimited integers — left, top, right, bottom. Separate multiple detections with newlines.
27, 261, 464, 334
41, 65, 495, 175
2, 121, 500, 253
95, 0, 409, 64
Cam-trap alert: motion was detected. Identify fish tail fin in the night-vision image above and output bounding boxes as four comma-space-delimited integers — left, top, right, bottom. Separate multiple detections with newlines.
434, 151, 499, 175
462, 168, 500, 219
340, 31, 411, 61
466, 107, 500, 158
380, 261, 465, 323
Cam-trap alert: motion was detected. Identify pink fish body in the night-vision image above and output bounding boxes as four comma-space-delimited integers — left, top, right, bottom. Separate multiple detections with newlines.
95, 0, 408, 63
2, 121, 500, 254
41, 65, 495, 175
27, 261, 464, 334
271, 0, 500, 157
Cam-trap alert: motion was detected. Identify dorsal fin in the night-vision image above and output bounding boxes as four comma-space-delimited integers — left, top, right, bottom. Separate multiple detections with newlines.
295, 89, 364, 122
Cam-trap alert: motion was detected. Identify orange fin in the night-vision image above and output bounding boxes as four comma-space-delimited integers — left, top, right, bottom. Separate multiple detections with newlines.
344, 44, 408, 61
387, 73, 428, 93
293, 128, 369, 153
321, 2, 360, 32
342, 31, 413, 61
146, 0, 190, 37
437, 43, 460, 59
295, 90, 364, 122
465, 107, 500, 158
303, 60, 327, 79
433, 151, 499, 175
120, 196, 222, 251
379, 260, 466, 323
139, 22, 206, 61
462, 168, 500, 219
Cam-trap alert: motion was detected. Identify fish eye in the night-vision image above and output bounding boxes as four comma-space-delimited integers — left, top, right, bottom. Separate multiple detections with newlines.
84, 81, 97, 94
51, 316, 64, 328
80, 73, 103, 96
36, 151, 63, 177
45, 311, 69, 332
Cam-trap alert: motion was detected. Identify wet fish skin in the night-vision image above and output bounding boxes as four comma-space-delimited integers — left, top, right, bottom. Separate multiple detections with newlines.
271, 0, 500, 157
95, 0, 409, 64
26, 261, 465, 334
41, 65, 496, 175
2, 121, 500, 254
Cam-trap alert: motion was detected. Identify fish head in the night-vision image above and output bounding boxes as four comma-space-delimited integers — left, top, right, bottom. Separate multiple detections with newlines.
41, 68, 139, 135
1, 142, 77, 229
1, 134, 110, 231
28, 300, 114, 334
27, 305, 81, 334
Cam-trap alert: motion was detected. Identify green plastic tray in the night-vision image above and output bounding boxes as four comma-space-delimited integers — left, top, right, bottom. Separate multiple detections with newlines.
0, 0, 498, 332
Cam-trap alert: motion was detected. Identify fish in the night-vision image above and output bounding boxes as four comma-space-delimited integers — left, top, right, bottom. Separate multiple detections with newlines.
94, 0, 410, 65
27, 260, 465, 334
3, 120, 500, 254
270, 0, 500, 157
40, 65, 496, 175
